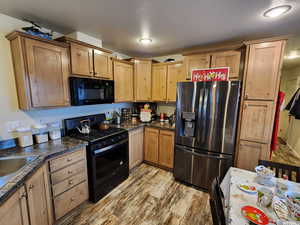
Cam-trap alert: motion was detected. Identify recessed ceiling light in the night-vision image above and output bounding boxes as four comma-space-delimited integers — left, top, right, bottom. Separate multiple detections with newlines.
139, 38, 152, 45
263, 5, 292, 18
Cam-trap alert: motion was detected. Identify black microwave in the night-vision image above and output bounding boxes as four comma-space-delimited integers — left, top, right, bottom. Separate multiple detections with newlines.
70, 77, 114, 106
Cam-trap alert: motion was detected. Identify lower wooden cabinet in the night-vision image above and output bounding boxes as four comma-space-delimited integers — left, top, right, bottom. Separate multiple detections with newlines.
0, 186, 29, 225
26, 165, 53, 225
237, 140, 269, 171
129, 127, 144, 169
144, 127, 175, 169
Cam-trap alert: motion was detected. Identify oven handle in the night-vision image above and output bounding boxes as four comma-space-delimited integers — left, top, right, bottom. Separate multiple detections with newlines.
93, 139, 128, 155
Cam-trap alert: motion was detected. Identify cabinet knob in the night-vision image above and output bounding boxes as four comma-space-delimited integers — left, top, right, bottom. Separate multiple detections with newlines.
20, 192, 27, 199
245, 94, 249, 99
89, 71, 93, 74
244, 103, 248, 109
77, 52, 81, 57
67, 158, 72, 162
68, 180, 73, 185
67, 170, 73, 174
28, 184, 34, 190
70, 197, 75, 202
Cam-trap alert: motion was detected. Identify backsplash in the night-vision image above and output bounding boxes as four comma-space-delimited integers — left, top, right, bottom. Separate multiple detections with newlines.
157, 103, 176, 116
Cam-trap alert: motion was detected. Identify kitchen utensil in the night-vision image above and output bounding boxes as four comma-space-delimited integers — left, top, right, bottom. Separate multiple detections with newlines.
241, 205, 269, 225
285, 192, 300, 221
76, 119, 91, 134
257, 187, 273, 208
34, 132, 48, 143
237, 184, 257, 194
99, 121, 110, 130
49, 129, 61, 140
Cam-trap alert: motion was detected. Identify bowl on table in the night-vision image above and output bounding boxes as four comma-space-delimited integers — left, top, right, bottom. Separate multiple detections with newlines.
255, 165, 275, 186
285, 192, 300, 221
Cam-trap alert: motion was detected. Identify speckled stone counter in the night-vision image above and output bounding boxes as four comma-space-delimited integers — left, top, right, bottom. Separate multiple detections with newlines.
112, 121, 175, 131
0, 137, 87, 205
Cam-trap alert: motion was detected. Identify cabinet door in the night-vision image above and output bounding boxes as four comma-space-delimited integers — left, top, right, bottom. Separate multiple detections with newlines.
244, 41, 284, 100
144, 127, 159, 164
114, 61, 134, 102
159, 130, 175, 169
167, 63, 183, 102
70, 43, 93, 76
183, 54, 210, 80
152, 65, 167, 101
26, 165, 53, 225
25, 38, 70, 107
94, 50, 113, 80
129, 127, 144, 169
134, 59, 152, 101
237, 140, 269, 171
0, 186, 29, 225
210, 50, 241, 79
240, 101, 274, 143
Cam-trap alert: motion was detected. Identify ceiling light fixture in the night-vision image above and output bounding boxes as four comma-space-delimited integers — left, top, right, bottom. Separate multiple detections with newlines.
263, 5, 292, 18
139, 38, 152, 45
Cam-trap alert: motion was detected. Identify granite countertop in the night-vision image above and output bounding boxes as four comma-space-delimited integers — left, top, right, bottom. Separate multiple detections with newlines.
0, 137, 87, 205
112, 120, 175, 131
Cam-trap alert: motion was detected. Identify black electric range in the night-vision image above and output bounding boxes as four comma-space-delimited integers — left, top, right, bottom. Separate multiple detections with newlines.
64, 114, 129, 203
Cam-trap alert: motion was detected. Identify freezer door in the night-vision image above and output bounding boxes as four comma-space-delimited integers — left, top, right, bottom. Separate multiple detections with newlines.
173, 145, 232, 190
195, 81, 240, 154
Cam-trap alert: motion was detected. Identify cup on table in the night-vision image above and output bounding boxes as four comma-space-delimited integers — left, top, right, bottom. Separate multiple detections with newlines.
275, 178, 289, 198
257, 187, 273, 208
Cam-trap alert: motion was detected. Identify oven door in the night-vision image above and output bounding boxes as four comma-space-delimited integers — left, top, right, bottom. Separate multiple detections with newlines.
87, 139, 129, 202
70, 77, 114, 105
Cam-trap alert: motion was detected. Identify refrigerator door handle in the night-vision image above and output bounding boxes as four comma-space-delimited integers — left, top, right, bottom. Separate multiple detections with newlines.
192, 151, 231, 160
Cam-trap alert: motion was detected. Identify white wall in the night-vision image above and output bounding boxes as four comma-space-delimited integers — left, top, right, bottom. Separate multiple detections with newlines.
279, 65, 300, 157
0, 13, 131, 141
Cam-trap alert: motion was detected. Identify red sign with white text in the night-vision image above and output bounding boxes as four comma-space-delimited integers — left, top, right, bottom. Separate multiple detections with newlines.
192, 67, 229, 82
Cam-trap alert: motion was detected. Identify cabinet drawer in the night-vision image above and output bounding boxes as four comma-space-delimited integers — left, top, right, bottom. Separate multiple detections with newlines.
53, 181, 88, 220
52, 171, 87, 197
51, 160, 86, 185
49, 149, 85, 172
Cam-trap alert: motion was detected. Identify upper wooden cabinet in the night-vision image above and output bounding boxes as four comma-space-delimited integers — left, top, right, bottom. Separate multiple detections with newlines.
93, 49, 113, 79
244, 41, 284, 101
211, 50, 241, 79
114, 60, 134, 102
152, 64, 168, 101
57, 36, 113, 80
0, 186, 29, 225
240, 101, 275, 144
6, 31, 70, 110
133, 59, 152, 101
70, 43, 93, 76
167, 62, 183, 101
183, 54, 210, 80
25, 165, 53, 225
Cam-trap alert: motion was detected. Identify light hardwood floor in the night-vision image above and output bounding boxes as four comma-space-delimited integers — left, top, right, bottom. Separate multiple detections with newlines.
73, 164, 212, 225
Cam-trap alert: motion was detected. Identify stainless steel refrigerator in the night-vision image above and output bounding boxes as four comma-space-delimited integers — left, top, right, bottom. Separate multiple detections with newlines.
173, 81, 241, 190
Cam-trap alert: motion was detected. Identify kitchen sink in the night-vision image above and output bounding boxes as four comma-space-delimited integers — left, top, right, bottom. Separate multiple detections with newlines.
0, 155, 38, 188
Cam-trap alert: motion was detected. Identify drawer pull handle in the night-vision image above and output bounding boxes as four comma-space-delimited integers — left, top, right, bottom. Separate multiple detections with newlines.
67, 158, 72, 162
20, 192, 27, 199
28, 184, 34, 190
69, 180, 73, 185
67, 170, 73, 174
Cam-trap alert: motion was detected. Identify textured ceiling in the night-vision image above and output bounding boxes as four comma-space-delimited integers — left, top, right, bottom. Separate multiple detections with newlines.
1, 0, 300, 57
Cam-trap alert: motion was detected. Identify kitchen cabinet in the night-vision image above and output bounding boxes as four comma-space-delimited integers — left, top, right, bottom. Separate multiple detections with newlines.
57, 36, 113, 80
0, 186, 29, 225
70, 43, 93, 76
237, 141, 269, 171
114, 60, 134, 102
211, 50, 241, 79
133, 59, 152, 101
6, 31, 70, 110
26, 165, 53, 225
152, 64, 168, 101
167, 62, 183, 101
158, 129, 175, 169
183, 54, 210, 80
129, 127, 144, 169
244, 41, 284, 101
240, 101, 274, 144
144, 127, 159, 164
48, 148, 88, 221
94, 49, 113, 79
144, 127, 175, 170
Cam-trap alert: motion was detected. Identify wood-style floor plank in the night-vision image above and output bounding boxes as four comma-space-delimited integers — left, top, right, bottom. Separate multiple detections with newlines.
73, 164, 212, 225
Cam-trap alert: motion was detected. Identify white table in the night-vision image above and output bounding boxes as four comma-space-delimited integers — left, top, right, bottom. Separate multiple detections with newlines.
220, 167, 300, 225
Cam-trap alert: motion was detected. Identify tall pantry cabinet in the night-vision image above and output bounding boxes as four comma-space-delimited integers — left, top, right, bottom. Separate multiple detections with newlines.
236, 38, 286, 170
